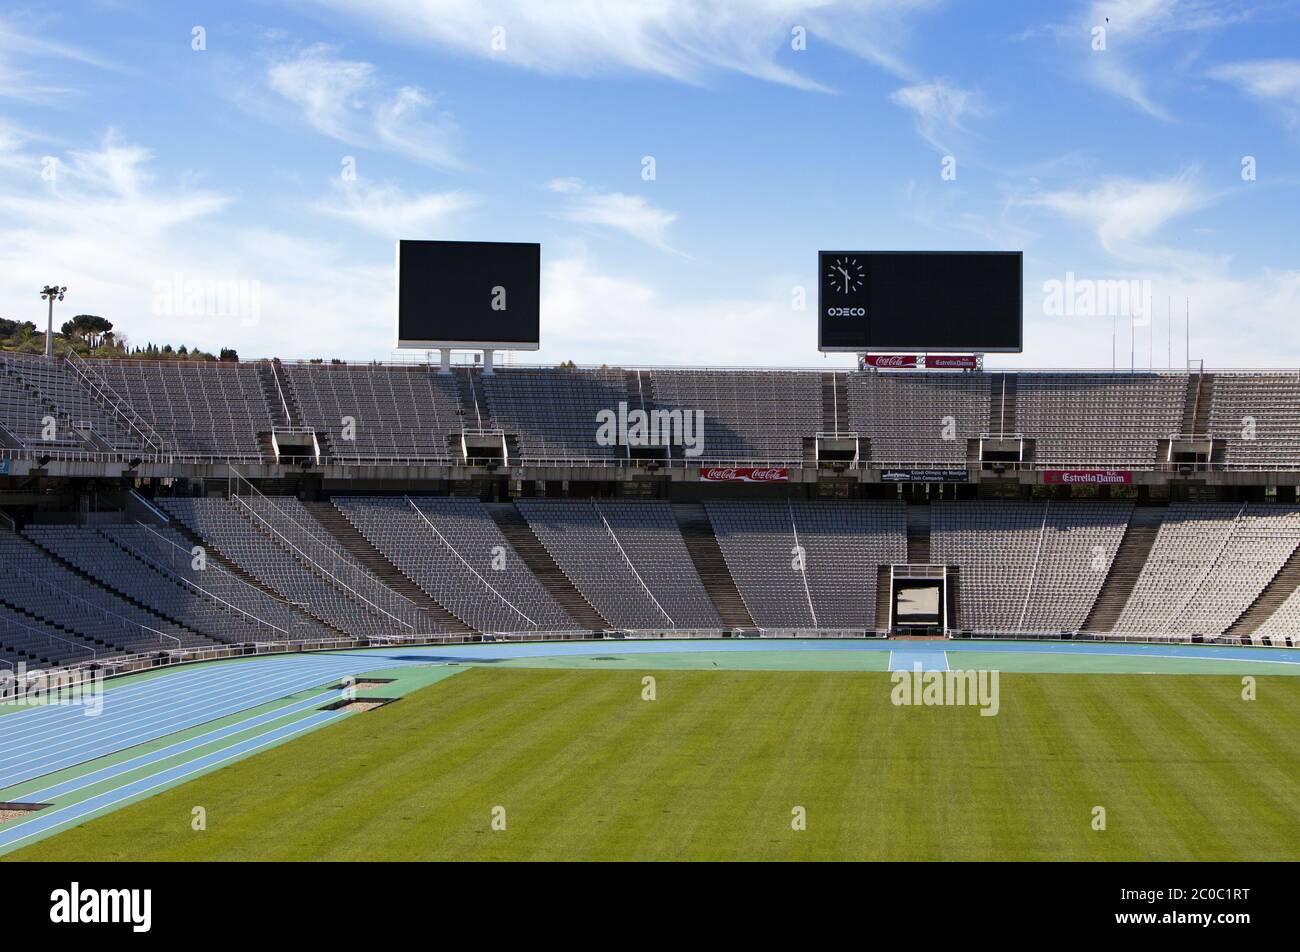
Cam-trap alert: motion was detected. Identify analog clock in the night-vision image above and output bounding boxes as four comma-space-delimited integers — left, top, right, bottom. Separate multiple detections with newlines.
827, 256, 865, 294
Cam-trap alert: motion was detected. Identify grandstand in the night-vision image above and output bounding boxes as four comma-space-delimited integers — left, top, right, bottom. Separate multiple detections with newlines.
3, 356, 1300, 671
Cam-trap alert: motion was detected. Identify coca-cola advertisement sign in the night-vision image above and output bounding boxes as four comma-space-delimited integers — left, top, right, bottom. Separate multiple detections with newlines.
862, 354, 920, 369
699, 467, 789, 483
1043, 470, 1133, 485
926, 354, 978, 369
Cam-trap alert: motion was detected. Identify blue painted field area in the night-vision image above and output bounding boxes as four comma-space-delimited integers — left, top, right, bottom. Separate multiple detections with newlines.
1, 637, 1297, 855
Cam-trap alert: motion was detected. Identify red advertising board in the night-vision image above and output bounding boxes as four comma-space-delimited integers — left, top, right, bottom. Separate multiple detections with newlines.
859, 354, 978, 370
926, 354, 978, 369
699, 467, 789, 483
1043, 470, 1133, 485
861, 354, 920, 369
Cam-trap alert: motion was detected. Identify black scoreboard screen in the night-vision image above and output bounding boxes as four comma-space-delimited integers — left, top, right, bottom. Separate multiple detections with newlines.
818, 251, 1022, 353
396, 240, 540, 349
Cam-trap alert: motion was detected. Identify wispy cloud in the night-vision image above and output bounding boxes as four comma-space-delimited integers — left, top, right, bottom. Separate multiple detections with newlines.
1209, 58, 1300, 131
267, 45, 462, 167
548, 178, 680, 253
1075, 0, 1254, 120
889, 78, 983, 152
0, 17, 121, 103
1014, 168, 1213, 255
313, 177, 475, 239
302, 0, 945, 90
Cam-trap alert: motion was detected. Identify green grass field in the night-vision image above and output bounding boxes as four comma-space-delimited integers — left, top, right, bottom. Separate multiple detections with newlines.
9, 667, 1300, 861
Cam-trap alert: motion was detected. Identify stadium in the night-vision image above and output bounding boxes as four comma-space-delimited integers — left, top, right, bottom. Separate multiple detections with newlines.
0, 344, 1298, 866
0, 7, 1296, 916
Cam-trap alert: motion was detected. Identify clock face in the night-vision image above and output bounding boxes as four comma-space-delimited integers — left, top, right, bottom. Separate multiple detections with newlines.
826, 256, 865, 294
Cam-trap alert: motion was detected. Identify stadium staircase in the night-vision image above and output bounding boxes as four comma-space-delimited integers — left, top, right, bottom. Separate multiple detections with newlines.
455, 367, 487, 431
301, 501, 476, 636
874, 566, 892, 633
905, 505, 932, 562
988, 373, 1018, 435
1225, 541, 1300, 637
947, 567, 962, 631
1080, 507, 1165, 632
487, 503, 610, 630
1181, 371, 1216, 435
821, 372, 848, 436
626, 369, 652, 413
259, 360, 300, 428
672, 503, 757, 630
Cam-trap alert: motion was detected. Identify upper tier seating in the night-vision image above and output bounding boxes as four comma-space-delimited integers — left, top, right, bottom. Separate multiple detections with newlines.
285, 363, 463, 462
1208, 373, 1300, 469
1, 362, 1299, 474
646, 370, 821, 463
481, 367, 632, 461
846, 372, 989, 465
1015, 373, 1186, 467
0, 353, 144, 452
95, 360, 275, 459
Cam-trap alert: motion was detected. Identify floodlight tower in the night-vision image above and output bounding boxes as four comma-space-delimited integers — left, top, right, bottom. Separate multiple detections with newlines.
40, 285, 66, 359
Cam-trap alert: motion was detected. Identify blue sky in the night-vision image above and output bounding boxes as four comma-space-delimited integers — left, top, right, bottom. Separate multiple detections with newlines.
1, 0, 1298, 367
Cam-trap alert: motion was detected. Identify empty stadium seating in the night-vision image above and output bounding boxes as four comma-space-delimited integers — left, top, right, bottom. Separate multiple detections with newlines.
481, 367, 631, 461
0, 532, 207, 655
285, 363, 462, 462
335, 496, 581, 633
1113, 504, 1300, 637
847, 372, 988, 464
1208, 373, 1300, 469
0, 359, 1298, 473
516, 499, 722, 630
931, 500, 1132, 633
95, 359, 275, 459
0, 353, 145, 452
648, 370, 821, 462
706, 500, 906, 630
105, 524, 338, 641
159, 496, 434, 639
1015, 373, 1185, 467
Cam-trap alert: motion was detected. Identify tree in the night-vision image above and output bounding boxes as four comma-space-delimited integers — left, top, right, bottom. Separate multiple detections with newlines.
62, 314, 114, 348
219, 348, 238, 362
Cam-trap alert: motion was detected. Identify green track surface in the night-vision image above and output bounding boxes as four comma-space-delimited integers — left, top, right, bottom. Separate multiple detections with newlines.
10, 667, 1299, 861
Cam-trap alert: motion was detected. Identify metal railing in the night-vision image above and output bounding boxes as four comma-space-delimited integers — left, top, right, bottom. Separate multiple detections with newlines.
63, 351, 174, 454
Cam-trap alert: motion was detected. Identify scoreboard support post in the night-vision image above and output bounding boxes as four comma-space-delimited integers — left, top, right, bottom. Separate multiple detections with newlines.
438, 348, 452, 375
482, 349, 495, 376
